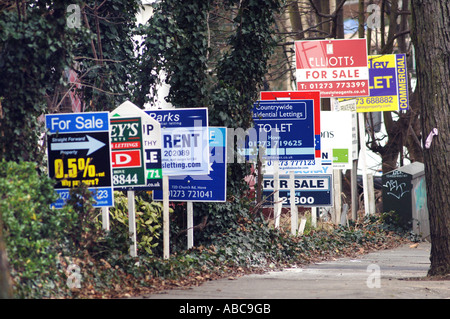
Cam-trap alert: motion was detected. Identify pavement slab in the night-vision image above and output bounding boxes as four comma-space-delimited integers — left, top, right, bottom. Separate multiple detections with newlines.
142, 242, 450, 299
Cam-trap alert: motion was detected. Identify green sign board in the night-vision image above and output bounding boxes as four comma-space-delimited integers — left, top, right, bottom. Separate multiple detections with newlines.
110, 116, 147, 188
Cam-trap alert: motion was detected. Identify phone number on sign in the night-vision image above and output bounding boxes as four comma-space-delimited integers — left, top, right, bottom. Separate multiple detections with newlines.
356, 96, 394, 104
169, 190, 213, 198
298, 81, 367, 90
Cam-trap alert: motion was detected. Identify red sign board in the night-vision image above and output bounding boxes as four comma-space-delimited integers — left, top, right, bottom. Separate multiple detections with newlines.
295, 39, 369, 98
111, 150, 142, 168
260, 91, 321, 158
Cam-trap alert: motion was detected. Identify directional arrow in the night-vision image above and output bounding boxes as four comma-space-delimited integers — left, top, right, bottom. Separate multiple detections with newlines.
51, 135, 106, 155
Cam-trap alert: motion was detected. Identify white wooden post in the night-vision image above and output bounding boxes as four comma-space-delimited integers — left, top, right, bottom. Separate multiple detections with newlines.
101, 207, 110, 231
311, 207, 317, 228
368, 173, 376, 215
298, 218, 307, 236
163, 175, 170, 259
358, 112, 370, 216
274, 160, 281, 228
351, 159, 358, 220
289, 171, 298, 235
127, 190, 137, 257
187, 201, 194, 249
333, 169, 342, 225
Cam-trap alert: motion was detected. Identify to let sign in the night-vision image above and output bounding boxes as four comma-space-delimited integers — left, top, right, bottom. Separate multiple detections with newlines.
354, 54, 409, 112
295, 39, 369, 98
46, 112, 113, 208
248, 99, 316, 161
260, 91, 321, 158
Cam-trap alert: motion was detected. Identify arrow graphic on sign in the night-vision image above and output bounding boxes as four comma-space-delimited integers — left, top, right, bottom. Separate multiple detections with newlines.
51, 135, 106, 155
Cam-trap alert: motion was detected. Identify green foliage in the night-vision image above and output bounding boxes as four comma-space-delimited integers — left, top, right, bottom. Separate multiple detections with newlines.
73, 0, 141, 112
133, 0, 211, 108
134, 0, 281, 249
0, 1, 140, 162
0, 1, 80, 162
108, 191, 164, 255
0, 161, 59, 297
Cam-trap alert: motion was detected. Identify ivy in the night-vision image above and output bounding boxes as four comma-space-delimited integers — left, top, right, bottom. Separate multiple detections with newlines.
0, 1, 80, 162
133, 0, 211, 109
72, 0, 141, 112
133, 0, 281, 249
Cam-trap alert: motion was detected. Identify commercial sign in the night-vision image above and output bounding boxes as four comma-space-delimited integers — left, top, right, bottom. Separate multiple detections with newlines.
354, 53, 409, 112
295, 39, 369, 98
262, 174, 332, 207
259, 91, 321, 158
111, 101, 162, 190
110, 116, 147, 188
247, 99, 316, 161
153, 127, 227, 202
145, 108, 209, 176
45, 112, 113, 208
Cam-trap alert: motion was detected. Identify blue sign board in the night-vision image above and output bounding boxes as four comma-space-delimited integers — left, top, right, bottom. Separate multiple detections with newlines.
262, 174, 332, 207
246, 100, 316, 161
145, 108, 209, 176
153, 127, 227, 202
45, 112, 114, 208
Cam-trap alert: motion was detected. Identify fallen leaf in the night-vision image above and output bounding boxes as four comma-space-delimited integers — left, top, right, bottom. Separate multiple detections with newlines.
410, 243, 419, 248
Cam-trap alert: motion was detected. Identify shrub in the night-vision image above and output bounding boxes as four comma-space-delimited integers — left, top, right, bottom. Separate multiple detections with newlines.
0, 161, 58, 298
108, 191, 164, 255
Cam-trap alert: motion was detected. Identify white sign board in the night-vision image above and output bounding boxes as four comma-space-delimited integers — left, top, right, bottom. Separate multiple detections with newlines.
321, 111, 354, 169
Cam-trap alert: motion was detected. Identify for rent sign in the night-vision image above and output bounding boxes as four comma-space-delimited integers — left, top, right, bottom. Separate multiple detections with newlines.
145, 108, 209, 176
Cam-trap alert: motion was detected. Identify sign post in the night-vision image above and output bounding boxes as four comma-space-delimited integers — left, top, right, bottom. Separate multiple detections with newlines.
110, 101, 163, 257
45, 112, 113, 209
147, 108, 209, 257
258, 91, 321, 229
289, 171, 298, 235
163, 174, 170, 259
153, 127, 227, 249
358, 112, 370, 215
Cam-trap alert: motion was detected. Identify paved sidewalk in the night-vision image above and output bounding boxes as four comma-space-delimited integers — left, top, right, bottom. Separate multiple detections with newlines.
145, 242, 450, 299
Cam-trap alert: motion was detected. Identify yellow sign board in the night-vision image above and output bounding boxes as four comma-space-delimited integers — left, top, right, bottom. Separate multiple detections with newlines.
340, 54, 409, 112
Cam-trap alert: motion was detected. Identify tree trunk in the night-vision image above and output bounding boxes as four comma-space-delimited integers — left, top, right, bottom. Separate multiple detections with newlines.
288, 1, 304, 40
0, 225, 12, 299
411, 1, 450, 277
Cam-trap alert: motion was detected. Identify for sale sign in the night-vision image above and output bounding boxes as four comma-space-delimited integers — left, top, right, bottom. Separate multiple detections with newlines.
46, 112, 113, 208
262, 174, 332, 207
295, 39, 369, 98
